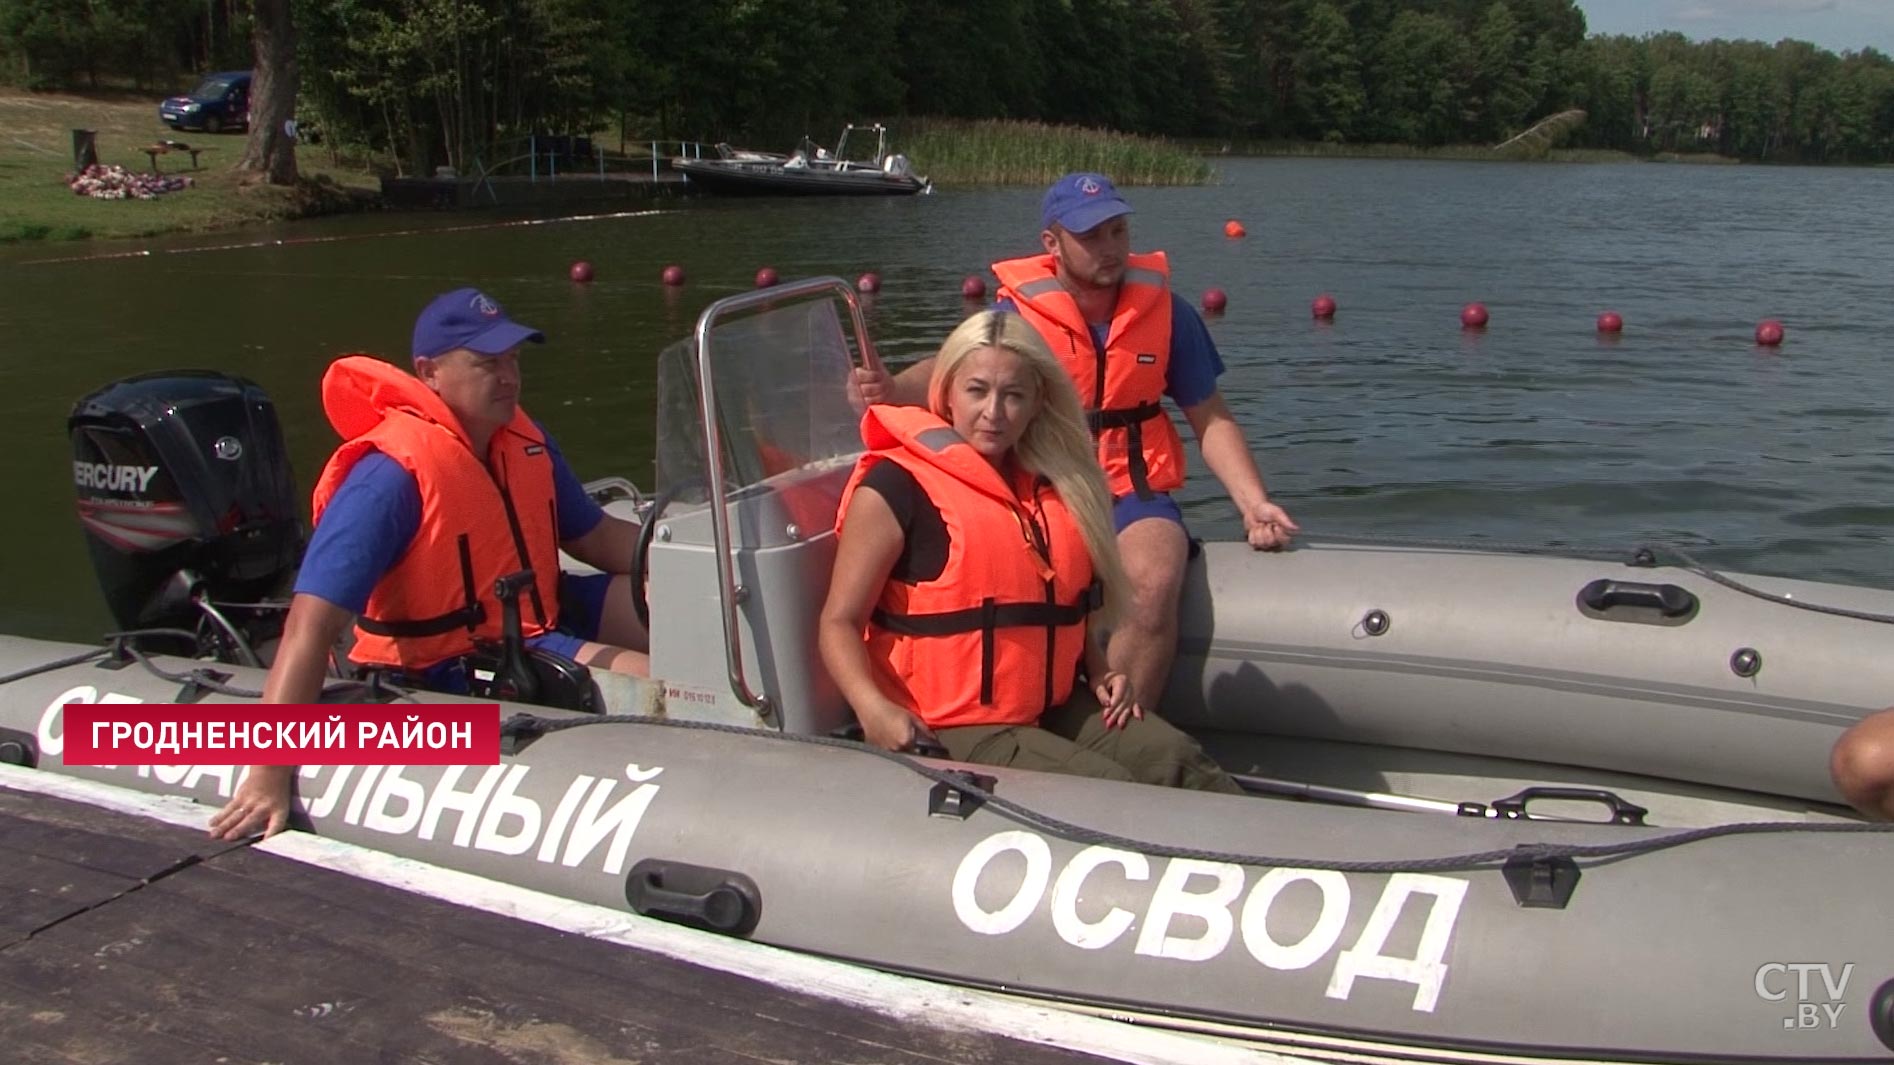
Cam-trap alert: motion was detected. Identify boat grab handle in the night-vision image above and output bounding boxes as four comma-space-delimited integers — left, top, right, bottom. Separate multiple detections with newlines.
625, 858, 763, 936
1488, 786, 1649, 826
1577, 578, 1697, 619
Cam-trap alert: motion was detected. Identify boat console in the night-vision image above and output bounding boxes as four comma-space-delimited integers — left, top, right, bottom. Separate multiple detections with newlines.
639, 278, 882, 735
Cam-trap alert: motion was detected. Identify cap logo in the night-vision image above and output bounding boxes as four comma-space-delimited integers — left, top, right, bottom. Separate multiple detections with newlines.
470, 292, 500, 317
1079, 177, 1101, 195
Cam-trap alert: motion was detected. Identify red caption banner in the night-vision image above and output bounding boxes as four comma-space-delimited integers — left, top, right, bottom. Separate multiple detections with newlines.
61, 704, 502, 766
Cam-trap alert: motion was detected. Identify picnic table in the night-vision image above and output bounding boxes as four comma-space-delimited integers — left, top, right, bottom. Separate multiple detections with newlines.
141, 143, 214, 171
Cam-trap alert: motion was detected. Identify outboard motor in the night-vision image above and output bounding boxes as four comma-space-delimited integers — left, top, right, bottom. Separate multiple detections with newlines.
68, 371, 304, 660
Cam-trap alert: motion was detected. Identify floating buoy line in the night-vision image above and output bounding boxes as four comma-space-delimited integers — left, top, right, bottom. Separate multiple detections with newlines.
17, 208, 668, 267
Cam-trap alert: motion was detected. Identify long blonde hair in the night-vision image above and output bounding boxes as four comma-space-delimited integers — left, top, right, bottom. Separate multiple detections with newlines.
927, 310, 1130, 626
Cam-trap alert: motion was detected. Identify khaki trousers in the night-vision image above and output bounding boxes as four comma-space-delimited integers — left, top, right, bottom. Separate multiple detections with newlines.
933, 688, 1244, 793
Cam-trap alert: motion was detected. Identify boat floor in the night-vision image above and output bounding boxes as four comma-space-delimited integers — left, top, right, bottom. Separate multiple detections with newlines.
0, 786, 1130, 1065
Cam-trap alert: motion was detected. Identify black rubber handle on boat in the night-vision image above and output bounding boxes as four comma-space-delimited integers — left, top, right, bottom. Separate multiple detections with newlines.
626, 859, 762, 936
0, 727, 38, 768
1490, 787, 1649, 826
491, 569, 540, 704
1578, 578, 1697, 618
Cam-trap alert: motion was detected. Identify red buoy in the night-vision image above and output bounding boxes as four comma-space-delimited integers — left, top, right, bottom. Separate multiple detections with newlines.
1461, 302, 1489, 328
1597, 311, 1623, 334
755, 267, 779, 289
568, 260, 594, 284
1312, 294, 1337, 320
1755, 318, 1785, 346
1202, 288, 1228, 313
1223, 219, 1247, 239
660, 264, 685, 286
961, 275, 986, 300
857, 272, 881, 294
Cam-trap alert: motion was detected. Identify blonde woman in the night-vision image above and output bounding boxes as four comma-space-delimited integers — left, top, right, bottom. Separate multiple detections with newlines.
820, 310, 1241, 791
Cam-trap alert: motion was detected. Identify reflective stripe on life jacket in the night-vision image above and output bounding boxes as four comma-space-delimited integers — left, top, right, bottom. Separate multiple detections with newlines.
992, 251, 1185, 499
311, 355, 564, 672
838, 405, 1100, 730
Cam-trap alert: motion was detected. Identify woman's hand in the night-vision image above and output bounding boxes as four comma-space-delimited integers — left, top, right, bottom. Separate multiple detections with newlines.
1094, 671, 1143, 730
860, 699, 942, 753
207, 764, 296, 840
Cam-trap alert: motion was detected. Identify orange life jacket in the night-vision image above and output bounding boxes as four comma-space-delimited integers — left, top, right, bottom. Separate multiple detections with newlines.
838, 405, 1101, 730
311, 355, 564, 672
991, 251, 1185, 499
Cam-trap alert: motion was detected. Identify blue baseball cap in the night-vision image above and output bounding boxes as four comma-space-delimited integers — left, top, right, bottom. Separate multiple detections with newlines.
1041, 172, 1134, 234
411, 287, 545, 360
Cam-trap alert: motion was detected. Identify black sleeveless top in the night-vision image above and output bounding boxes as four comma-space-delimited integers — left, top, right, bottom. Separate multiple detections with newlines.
858, 459, 949, 584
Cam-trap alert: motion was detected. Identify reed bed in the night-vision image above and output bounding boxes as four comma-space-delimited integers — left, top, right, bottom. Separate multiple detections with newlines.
902, 119, 1214, 186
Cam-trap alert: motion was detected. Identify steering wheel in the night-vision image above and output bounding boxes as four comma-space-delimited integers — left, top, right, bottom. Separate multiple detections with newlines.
630, 484, 694, 631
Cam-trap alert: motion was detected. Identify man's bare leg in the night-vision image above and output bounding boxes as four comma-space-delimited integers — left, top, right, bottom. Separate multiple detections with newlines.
1831, 707, 1894, 820
1109, 517, 1189, 713
579, 573, 651, 677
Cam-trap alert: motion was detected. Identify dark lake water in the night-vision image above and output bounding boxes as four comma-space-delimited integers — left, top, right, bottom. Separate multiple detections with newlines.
5, 157, 1891, 642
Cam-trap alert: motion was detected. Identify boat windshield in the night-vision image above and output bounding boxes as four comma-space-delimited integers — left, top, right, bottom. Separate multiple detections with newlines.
653, 292, 865, 504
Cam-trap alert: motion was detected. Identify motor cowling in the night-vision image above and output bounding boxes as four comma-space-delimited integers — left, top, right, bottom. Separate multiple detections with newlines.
68, 371, 304, 637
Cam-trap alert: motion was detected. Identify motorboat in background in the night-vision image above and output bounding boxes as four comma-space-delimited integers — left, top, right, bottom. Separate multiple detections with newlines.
674, 124, 929, 196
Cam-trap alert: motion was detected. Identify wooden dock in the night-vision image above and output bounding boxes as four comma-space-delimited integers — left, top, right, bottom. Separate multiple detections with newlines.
0, 786, 1137, 1065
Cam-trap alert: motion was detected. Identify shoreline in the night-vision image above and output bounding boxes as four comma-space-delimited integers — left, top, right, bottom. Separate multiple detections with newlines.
1196, 140, 1743, 165
0, 89, 1797, 246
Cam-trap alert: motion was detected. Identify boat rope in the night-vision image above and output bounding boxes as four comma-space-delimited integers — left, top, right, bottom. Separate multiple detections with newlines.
0, 646, 111, 686
1306, 534, 1894, 625
117, 643, 404, 703
0, 628, 399, 703
120, 643, 266, 698
0, 628, 208, 686
499, 713, 1894, 874
1644, 541, 1894, 624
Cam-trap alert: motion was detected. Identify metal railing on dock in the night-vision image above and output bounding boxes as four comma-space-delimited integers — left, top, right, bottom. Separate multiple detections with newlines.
450, 138, 710, 202
379, 137, 719, 209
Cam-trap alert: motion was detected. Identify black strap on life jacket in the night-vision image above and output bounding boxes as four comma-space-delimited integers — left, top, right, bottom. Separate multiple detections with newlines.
492, 449, 548, 628
871, 596, 1099, 636
357, 533, 486, 637
872, 582, 1104, 706
1088, 401, 1163, 501
1069, 320, 1165, 502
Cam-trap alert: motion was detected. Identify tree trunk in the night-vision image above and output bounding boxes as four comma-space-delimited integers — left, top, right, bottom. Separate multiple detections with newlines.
236, 0, 298, 185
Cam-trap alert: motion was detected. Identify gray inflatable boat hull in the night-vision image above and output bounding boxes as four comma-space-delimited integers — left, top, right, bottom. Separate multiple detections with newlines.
1169, 541, 1889, 805
5, 533, 1894, 1065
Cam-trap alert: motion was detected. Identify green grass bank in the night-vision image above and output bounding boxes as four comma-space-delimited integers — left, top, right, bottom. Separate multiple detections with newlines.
0, 89, 378, 243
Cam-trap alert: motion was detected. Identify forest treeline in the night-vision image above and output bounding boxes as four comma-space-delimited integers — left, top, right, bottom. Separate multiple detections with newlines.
4, 0, 1892, 173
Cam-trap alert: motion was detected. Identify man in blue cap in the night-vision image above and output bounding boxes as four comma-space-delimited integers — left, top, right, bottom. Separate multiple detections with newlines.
209, 287, 648, 840
854, 172, 1295, 720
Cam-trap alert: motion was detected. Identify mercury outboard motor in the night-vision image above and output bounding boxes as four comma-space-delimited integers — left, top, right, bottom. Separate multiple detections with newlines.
68, 371, 304, 660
